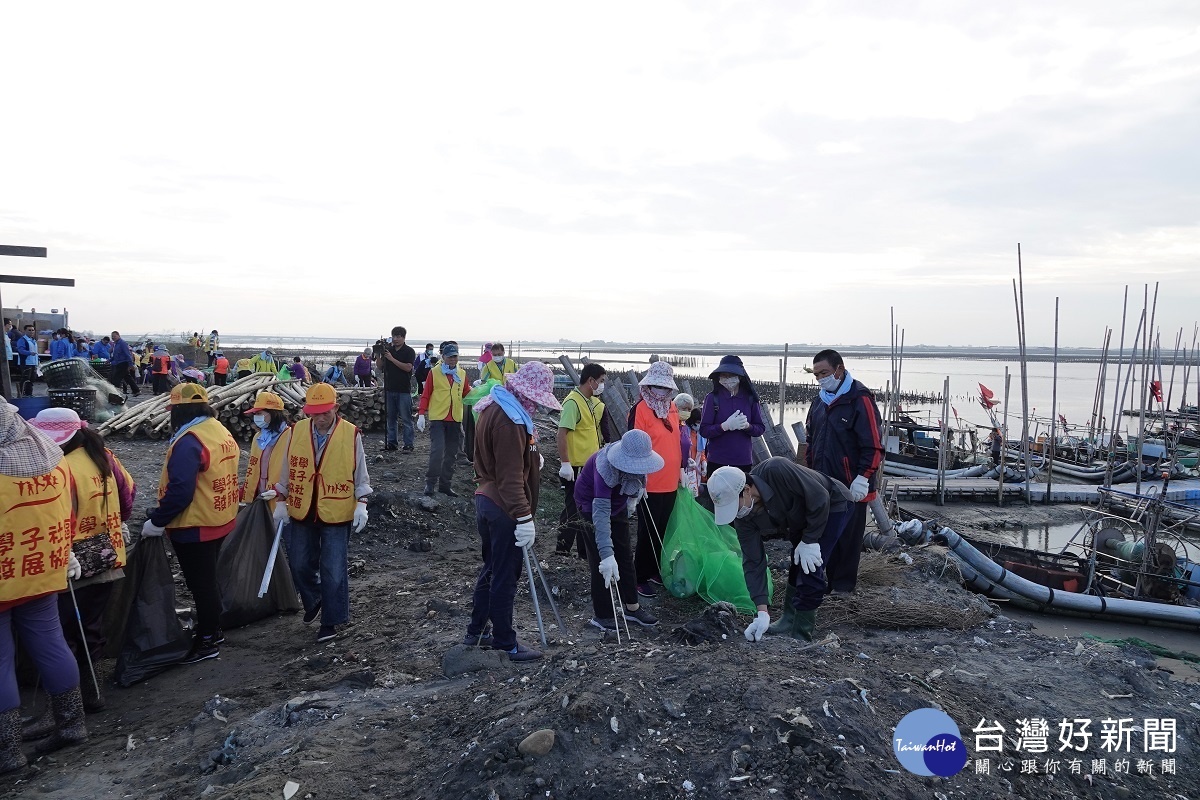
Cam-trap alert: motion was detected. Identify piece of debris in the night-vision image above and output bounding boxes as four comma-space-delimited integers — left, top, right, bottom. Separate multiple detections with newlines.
283, 780, 300, 800
518, 729, 556, 757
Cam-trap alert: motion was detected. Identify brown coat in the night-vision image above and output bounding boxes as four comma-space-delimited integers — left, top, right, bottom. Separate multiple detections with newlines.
473, 404, 540, 520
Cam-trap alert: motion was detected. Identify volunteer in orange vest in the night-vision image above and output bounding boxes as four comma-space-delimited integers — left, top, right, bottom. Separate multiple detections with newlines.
631, 361, 685, 598
212, 351, 230, 386
29, 408, 135, 715
416, 341, 470, 497
150, 345, 173, 395
239, 391, 292, 510
142, 384, 240, 665
271, 384, 372, 644
0, 402, 87, 773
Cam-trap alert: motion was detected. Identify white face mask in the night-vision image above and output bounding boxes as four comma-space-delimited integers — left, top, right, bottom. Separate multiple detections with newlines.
818, 374, 841, 393
719, 376, 740, 392
253, 413, 270, 429
735, 496, 755, 519
595, 381, 606, 394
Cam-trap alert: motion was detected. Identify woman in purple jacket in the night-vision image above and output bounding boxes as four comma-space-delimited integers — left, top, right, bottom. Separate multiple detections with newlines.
698, 355, 766, 476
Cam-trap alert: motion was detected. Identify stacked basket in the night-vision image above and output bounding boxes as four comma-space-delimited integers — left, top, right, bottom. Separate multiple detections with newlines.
42, 358, 99, 421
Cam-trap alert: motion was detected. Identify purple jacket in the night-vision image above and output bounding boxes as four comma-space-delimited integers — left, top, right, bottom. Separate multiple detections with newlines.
698, 387, 766, 466
573, 453, 629, 519
291, 363, 308, 381
354, 355, 373, 376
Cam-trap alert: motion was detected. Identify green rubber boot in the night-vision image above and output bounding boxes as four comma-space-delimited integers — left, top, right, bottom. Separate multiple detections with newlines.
793, 609, 817, 642
766, 585, 797, 636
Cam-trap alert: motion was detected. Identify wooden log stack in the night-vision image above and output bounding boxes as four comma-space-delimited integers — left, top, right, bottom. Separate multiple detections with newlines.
94, 374, 385, 441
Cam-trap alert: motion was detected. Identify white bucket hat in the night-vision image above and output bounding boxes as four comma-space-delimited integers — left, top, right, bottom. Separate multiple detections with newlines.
606, 429, 664, 475
708, 466, 748, 525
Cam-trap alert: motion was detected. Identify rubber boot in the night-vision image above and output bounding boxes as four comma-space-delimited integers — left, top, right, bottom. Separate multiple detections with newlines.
20, 693, 53, 741
766, 585, 797, 636
0, 708, 27, 774
80, 672, 105, 713
33, 687, 88, 755
792, 609, 817, 642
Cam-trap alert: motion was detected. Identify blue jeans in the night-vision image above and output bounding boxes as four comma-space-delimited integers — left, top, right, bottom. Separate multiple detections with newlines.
287, 520, 351, 627
466, 495, 525, 651
0, 594, 79, 712
791, 504, 853, 611
386, 391, 414, 448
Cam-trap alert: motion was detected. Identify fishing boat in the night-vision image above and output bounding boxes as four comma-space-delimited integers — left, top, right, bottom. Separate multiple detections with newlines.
899, 490, 1200, 629
882, 419, 1039, 480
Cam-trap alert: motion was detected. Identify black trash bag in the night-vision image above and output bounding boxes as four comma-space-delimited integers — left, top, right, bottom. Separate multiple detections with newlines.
113, 537, 192, 687
217, 499, 300, 630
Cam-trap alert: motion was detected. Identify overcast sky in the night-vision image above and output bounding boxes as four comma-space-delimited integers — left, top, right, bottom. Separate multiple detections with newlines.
2, 2, 1198, 348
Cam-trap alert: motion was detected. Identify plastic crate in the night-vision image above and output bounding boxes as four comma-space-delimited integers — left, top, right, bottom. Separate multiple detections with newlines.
49, 388, 97, 420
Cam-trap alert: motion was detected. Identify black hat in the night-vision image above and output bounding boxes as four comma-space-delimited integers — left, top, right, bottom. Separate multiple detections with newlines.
709, 354, 757, 399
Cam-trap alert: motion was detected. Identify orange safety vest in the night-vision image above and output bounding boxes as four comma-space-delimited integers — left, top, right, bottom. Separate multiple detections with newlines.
64, 448, 128, 570
635, 401, 683, 494
242, 427, 293, 510
214, 356, 229, 375
152, 354, 171, 375
157, 418, 240, 532
285, 417, 359, 524
0, 463, 76, 605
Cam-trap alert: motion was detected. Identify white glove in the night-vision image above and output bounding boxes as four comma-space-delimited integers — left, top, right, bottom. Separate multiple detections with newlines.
67, 551, 82, 580
687, 458, 697, 470
679, 468, 687, 486
120, 523, 131, 545
272, 502, 290, 527
514, 517, 536, 548
538, 453, 544, 470
258, 489, 277, 501
720, 410, 745, 431
471, 379, 483, 387
598, 555, 620, 587
558, 461, 574, 481
793, 541, 823, 574
701, 461, 708, 477
142, 520, 166, 538
416, 415, 426, 432
850, 475, 870, 502
744, 610, 770, 642
352, 501, 369, 533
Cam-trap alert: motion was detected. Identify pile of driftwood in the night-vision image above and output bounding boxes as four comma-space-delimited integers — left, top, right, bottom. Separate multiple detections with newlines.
94, 373, 384, 441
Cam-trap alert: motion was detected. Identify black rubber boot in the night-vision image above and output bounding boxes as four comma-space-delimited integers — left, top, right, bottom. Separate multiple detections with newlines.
33, 687, 88, 755
80, 672, 106, 713
766, 585, 797, 636
20, 694, 53, 741
0, 708, 27, 774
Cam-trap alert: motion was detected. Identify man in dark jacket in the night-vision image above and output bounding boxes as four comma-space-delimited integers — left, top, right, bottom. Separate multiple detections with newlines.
709, 460, 853, 641
805, 349, 883, 594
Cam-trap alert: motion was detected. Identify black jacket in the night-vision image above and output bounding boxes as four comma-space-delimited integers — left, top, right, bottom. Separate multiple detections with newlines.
805, 378, 884, 494
735, 457, 852, 544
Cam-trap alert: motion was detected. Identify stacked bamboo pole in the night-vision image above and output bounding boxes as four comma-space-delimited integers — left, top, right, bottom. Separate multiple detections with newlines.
94, 373, 385, 441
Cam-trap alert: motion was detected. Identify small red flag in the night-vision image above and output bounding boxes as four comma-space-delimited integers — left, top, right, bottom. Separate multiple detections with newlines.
1150, 380, 1163, 402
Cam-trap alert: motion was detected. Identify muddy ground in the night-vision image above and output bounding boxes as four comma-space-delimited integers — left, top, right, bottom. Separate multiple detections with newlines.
4, 421, 1200, 800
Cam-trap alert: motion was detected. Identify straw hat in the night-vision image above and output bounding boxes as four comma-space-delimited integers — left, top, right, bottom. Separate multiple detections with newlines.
606, 429, 664, 475
506, 361, 562, 411
29, 408, 86, 446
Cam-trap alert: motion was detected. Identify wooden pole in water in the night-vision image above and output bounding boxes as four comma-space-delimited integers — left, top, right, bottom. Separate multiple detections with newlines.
937, 376, 950, 506
1166, 327, 1183, 411
896, 329, 906, 412
1013, 267, 1031, 503
1089, 327, 1111, 446
1045, 297, 1060, 504
1136, 283, 1157, 495
998, 366, 1011, 506
778, 342, 788, 426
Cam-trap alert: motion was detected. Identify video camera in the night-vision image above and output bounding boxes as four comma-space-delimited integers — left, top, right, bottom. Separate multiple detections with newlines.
372, 338, 387, 359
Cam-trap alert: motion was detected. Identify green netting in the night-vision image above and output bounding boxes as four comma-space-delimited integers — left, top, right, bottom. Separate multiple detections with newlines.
659, 488, 767, 614
464, 378, 503, 416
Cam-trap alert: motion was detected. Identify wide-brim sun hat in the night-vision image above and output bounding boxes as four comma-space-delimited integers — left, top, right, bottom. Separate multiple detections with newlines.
639, 360, 676, 390
709, 354, 749, 381
170, 383, 210, 405
709, 466, 748, 525
29, 407, 86, 445
506, 361, 562, 411
244, 390, 285, 415
303, 383, 338, 415
607, 429, 664, 475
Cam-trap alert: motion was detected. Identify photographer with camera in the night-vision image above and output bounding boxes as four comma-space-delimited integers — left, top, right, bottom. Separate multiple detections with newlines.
377, 326, 416, 452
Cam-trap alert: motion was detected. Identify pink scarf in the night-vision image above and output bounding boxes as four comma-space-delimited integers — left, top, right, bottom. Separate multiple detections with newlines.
639, 386, 673, 419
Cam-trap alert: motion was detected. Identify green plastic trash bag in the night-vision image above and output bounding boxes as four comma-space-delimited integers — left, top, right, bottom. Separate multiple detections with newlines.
465, 378, 503, 417
659, 488, 767, 614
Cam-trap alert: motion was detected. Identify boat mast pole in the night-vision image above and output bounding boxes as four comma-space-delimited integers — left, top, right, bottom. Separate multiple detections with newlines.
1045, 297, 1060, 504
1105, 287, 1130, 487
938, 376, 950, 506
998, 366, 1011, 506
1166, 327, 1182, 412
1112, 309, 1144, 488
1014, 244, 1032, 504
1136, 283, 1158, 495
1091, 327, 1112, 450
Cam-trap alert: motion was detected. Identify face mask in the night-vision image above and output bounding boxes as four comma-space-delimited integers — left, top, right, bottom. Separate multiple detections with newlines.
736, 497, 755, 519
687, 409, 702, 426
253, 414, 270, 429
650, 387, 672, 399
595, 381, 606, 394
719, 376, 740, 392
818, 374, 841, 393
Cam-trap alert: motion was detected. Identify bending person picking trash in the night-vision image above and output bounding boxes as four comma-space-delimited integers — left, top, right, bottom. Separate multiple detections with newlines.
573, 429, 662, 632
462, 362, 560, 662
707, 459, 853, 642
